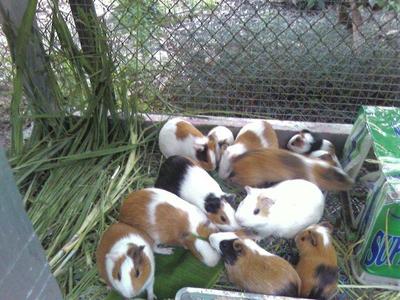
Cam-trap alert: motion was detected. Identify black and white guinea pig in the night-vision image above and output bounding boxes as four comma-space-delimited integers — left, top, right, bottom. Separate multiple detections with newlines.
209, 232, 301, 297
96, 222, 155, 300
207, 126, 234, 163
287, 129, 335, 155
158, 118, 217, 171
155, 155, 239, 231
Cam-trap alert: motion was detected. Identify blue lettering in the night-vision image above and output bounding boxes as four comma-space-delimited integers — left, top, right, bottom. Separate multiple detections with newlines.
364, 230, 400, 267
390, 236, 400, 264
376, 235, 393, 266
365, 230, 384, 266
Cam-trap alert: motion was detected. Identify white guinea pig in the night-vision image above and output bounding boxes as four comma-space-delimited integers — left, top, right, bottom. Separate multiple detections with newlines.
209, 232, 301, 297
96, 222, 155, 300
119, 188, 221, 267
219, 120, 278, 179
159, 118, 217, 171
207, 126, 234, 162
235, 179, 325, 239
155, 155, 239, 231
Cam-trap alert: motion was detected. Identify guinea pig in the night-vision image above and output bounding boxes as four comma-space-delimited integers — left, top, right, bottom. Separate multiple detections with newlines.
295, 222, 338, 300
287, 129, 335, 155
219, 120, 278, 179
158, 118, 217, 171
287, 130, 342, 169
154, 155, 239, 231
96, 222, 155, 300
308, 150, 342, 169
228, 148, 353, 191
209, 232, 301, 297
207, 126, 234, 163
119, 188, 220, 267
235, 180, 325, 239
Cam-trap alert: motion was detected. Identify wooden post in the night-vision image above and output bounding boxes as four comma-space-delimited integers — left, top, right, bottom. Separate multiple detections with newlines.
0, 0, 61, 115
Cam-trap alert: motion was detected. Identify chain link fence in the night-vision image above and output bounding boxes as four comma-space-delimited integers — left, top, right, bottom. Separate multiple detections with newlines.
1, 0, 399, 126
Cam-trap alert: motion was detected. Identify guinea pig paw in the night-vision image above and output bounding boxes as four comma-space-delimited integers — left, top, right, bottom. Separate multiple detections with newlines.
153, 245, 174, 255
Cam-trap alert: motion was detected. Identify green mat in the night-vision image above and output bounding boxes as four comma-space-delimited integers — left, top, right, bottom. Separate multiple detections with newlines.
105, 247, 223, 299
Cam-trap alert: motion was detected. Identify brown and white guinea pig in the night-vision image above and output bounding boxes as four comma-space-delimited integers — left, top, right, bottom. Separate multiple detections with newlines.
287, 129, 341, 168
207, 126, 234, 163
209, 232, 301, 297
119, 188, 220, 267
96, 222, 155, 300
219, 120, 278, 179
158, 118, 217, 171
295, 222, 338, 300
154, 155, 239, 231
308, 150, 342, 169
228, 148, 353, 191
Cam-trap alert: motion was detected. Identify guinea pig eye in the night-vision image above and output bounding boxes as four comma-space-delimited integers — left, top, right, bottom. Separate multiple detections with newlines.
117, 271, 121, 281
135, 269, 140, 277
220, 215, 226, 223
301, 237, 305, 241
253, 208, 260, 215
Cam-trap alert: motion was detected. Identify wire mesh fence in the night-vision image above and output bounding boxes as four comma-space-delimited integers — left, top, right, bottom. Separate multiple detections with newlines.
0, 1, 399, 298
2, 0, 399, 126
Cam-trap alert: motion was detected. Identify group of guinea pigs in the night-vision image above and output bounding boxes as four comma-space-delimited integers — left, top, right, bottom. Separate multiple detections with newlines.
96, 118, 354, 300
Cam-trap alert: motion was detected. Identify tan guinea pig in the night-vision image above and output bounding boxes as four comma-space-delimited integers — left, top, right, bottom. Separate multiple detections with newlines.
96, 222, 155, 300
295, 222, 338, 300
158, 118, 217, 171
209, 232, 301, 297
119, 188, 221, 267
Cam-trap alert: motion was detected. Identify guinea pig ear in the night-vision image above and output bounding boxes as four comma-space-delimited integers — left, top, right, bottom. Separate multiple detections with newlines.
222, 194, 236, 206
308, 231, 318, 247
319, 221, 334, 233
209, 133, 218, 142
205, 195, 221, 213
244, 186, 252, 194
220, 142, 229, 152
232, 239, 245, 256
260, 197, 275, 209
301, 129, 311, 135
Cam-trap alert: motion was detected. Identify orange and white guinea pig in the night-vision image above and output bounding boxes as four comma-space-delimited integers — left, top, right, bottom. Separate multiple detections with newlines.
159, 118, 217, 171
228, 148, 353, 191
209, 232, 301, 297
219, 120, 278, 179
119, 188, 220, 267
96, 222, 155, 300
295, 222, 338, 300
